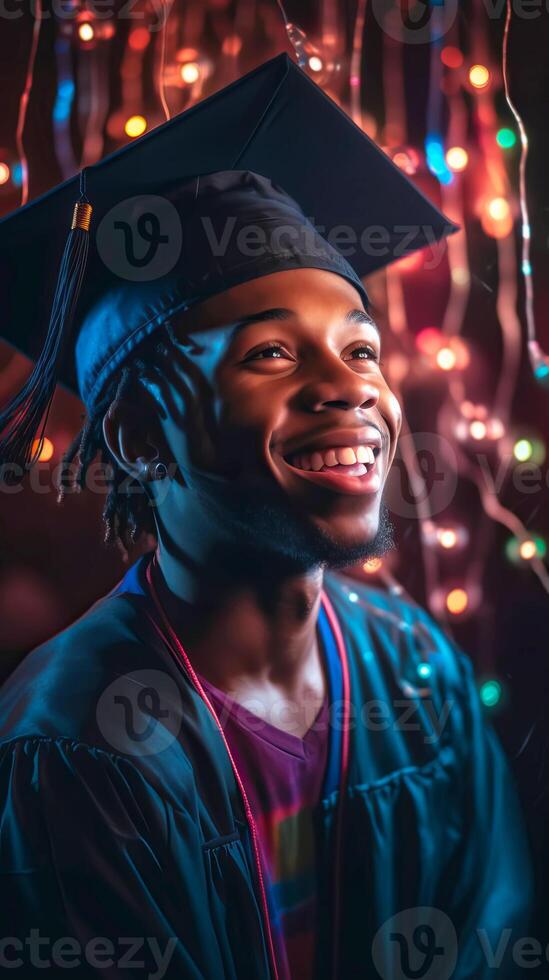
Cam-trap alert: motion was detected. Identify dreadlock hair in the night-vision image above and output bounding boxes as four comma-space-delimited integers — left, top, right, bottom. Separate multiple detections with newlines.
57, 325, 176, 561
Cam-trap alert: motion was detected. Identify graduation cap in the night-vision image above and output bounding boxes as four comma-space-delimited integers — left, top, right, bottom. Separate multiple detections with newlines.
0, 52, 456, 481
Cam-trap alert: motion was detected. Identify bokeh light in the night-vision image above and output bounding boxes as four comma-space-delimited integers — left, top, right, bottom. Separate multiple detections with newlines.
496, 127, 516, 149
513, 438, 533, 462
124, 115, 147, 138
469, 64, 490, 89
445, 146, 469, 172
78, 21, 94, 42
180, 61, 200, 84
0, 162, 10, 185
363, 557, 383, 574
446, 587, 468, 615
436, 346, 457, 371
31, 437, 54, 462
480, 679, 502, 708
440, 46, 463, 69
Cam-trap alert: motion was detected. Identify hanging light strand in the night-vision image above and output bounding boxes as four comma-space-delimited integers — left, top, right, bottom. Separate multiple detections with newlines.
502, 0, 549, 383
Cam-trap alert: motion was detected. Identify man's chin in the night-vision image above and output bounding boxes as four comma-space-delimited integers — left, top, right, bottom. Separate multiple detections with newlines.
201, 482, 395, 573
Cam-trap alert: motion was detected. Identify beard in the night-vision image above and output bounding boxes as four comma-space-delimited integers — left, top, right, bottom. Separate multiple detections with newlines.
194, 473, 395, 576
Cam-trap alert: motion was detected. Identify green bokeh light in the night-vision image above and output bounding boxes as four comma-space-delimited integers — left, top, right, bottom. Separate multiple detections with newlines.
496, 127, 516, 149
513, 438, 533, 462
480, 680, 502, 708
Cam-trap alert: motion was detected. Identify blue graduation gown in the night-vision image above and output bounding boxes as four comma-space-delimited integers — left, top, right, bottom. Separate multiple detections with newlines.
0, 554, 534, 978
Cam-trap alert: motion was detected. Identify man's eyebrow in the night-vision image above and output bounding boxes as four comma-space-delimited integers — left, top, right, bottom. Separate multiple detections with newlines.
229, 308, 293, 341
228, 306, 380, 342
345, 308, 381, 336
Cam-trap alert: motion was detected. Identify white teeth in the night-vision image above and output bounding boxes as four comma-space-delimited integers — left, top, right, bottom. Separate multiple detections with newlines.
336, 447, 357, 465
291, 444, 378, 470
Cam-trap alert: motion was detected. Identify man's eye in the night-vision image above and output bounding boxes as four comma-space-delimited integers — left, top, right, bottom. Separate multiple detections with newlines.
345, 345, 381, 363
245, 344, 292, 361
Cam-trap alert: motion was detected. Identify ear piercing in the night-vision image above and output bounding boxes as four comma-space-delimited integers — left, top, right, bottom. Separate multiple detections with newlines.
146, 460, 168, 481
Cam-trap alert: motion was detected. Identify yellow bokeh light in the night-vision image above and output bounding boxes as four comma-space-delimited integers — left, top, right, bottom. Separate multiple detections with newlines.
31, 437, 54, 462
363, 557, 383, 574
438, 528, 458, 549
0, 162, 10, 185
446, 587, 468, 615
470, 420, 487, 441
469, 64, 490, 89
487, 197, 510, 221
308, 56, 323, 72
445, 146, 469, 172
78, 21, 94, 41
519, 539, 536, 560
436, 346, 457, 371
124, 115, 147, 138
180, 62, 200, 84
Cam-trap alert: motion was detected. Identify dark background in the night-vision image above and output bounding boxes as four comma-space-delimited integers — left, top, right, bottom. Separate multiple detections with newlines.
0, 0, 548, 952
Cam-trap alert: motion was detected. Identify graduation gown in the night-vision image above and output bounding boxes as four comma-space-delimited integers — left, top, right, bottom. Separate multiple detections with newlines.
0, 554, 533, 978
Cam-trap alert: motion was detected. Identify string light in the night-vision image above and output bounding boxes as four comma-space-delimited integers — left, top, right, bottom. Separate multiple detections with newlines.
391, 148, 419, 175
31, 437, 54, 462
512, 436, 545, 465
438, 528, 458, 549
481, 196, 513, 238
480, 679, 502, 708
308, 55, 323, 72
446, 587, 469, 615
469, 64, 490, 90
124, 115, 147, 138
470, 420, 487, 441
77, 21, 94, 42
128, 28, 150, 52
417, 662, 432, 680
502, 0, 549, 386
180, 62, 201, 84
505, 535, 547, 563
445, 146, 469, 172
513, 437, 533, 462
440, 46, 463, 69
436, 346, 457, 371
363, 557, 383, 574
425, 134, 453, 185
496, 127, 516, 149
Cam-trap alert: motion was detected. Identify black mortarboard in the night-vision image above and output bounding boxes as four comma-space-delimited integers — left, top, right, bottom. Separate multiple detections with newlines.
0, 52, 456, 480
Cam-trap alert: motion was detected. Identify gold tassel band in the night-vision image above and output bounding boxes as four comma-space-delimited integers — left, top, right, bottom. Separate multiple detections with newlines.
71, 201, 93, 232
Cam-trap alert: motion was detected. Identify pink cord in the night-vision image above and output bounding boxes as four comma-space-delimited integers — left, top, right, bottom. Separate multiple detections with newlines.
320, 591, 351, 979
144, 555, 350, 980
144, 557, 280, 980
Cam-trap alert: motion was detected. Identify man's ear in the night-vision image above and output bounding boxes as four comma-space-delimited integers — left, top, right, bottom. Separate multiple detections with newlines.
102, 397, 164, 480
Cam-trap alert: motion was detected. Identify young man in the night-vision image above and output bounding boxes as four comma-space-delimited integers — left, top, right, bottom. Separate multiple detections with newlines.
0, 57, 533, 979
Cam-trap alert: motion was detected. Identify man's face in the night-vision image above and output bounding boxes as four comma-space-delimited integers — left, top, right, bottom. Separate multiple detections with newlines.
151, 267, 402, 569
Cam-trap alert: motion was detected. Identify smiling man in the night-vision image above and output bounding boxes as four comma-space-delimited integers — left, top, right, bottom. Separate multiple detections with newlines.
0, 58, 534, 980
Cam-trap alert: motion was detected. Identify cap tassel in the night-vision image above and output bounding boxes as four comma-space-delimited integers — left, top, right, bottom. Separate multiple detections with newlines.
0, 172, 92, 484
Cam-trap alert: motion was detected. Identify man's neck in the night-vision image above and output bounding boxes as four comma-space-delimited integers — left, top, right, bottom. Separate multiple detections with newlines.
151, 537, 328, 733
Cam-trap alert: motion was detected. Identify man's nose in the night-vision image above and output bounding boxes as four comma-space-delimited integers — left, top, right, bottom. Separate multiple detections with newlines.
299, 358, 382, 413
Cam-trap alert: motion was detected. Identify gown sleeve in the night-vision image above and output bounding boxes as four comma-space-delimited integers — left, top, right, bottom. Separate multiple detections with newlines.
437, 646, 535, 978
0, 735, 214, 978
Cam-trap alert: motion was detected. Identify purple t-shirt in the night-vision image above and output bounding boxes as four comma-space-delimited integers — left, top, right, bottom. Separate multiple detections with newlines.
196, 671, 330, 980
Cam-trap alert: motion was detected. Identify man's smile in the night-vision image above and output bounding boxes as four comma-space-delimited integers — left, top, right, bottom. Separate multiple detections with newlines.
270, 425, 387, 498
